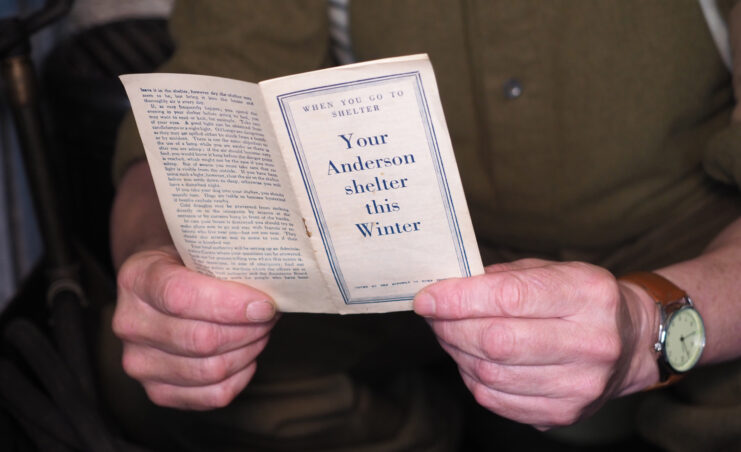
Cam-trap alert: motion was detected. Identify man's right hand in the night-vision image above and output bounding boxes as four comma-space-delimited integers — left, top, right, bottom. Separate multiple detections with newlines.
113, 245, 278, 410
110, 161, 277, 410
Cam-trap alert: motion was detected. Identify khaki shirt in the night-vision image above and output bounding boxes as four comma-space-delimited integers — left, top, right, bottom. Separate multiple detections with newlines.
115, 0, 741, 270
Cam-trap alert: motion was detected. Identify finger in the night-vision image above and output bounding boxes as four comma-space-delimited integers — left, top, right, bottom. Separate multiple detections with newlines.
458, 370, 584, 428
144, 363, 257, 410
113, 296, 276, 357
122, 336, 269, 386
119, 251, 276, 324
439, 341, 604, 399
428, 317, 619, 365
415, 261, 614, 320
484, 258, 549, 274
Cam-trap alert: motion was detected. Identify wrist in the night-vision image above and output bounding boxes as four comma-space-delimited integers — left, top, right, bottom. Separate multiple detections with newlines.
618, 271, 707, 392
616, 280, 661, 395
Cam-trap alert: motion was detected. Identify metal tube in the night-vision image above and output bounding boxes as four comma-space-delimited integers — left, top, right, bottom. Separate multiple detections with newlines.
1, 54, 74, 273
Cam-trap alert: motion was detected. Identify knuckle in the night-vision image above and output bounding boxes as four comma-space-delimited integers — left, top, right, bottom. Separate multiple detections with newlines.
111, 308, 135, 341
493, 274, 526, 316
186, 323, 223, 356
571, 262, 618, 299
564, 260, 598, 277
158, 271, 194, 316
120, 349, 140, 378
205, 383, 237, 409
473, 359, 501, 387
144, 386, 173, 408
596, 278, 620, 305
196, 355, 230, 384
116, 262, 136, 292
480, 322, 516, 362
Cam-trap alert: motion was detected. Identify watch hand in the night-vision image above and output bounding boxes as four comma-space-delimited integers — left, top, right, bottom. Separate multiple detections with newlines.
685, 331, 697, 338
681, 337, 689, 355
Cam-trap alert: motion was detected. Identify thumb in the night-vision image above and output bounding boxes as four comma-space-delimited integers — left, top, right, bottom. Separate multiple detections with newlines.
414, 262, 587, 320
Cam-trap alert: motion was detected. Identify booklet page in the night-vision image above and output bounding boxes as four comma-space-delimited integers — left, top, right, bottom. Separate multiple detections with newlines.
260, 54, 483, 314
120, 74, 330, 312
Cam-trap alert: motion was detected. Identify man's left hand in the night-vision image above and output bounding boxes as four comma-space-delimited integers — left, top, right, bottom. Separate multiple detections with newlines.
414, 259, 658, 429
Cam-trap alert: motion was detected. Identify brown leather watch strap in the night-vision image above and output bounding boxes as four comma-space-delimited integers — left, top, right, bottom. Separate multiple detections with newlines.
619, 271, 686, 306
618, 271, 687, 390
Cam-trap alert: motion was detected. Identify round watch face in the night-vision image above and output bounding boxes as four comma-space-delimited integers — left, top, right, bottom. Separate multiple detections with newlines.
664, 307, 705, 373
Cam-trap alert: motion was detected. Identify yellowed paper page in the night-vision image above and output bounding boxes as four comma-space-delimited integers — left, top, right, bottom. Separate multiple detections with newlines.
260, 54, 483, 314
120, 74, 332, 312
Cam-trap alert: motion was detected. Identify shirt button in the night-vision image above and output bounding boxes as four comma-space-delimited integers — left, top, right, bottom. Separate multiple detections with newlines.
503, 78, 523, 99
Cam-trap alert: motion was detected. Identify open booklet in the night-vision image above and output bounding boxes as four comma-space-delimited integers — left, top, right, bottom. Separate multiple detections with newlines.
120, 54, 483, 314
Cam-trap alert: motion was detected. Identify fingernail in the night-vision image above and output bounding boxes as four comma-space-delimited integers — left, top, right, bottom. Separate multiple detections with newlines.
246, 300, 275, 322
414, 292, 436, 317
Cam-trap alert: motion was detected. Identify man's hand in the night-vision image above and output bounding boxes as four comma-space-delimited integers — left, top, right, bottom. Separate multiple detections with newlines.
413, 259, 659, 429
113, 245, 277, 410
110, 161, 278, 410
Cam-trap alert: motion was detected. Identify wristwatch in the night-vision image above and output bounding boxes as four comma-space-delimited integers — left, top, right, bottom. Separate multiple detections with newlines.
619, 272, 706, 388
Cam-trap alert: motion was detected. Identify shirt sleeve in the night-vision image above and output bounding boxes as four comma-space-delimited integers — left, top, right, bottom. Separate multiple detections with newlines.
112, 0, 331, 185
703, 0, 741, 188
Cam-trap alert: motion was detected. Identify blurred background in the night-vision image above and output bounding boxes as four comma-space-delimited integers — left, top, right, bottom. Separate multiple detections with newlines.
0, 2, 174, 449
0, 0, 174, 312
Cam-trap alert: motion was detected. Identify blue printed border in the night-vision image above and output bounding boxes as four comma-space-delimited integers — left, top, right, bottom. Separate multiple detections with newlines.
276, 71, 471, 304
